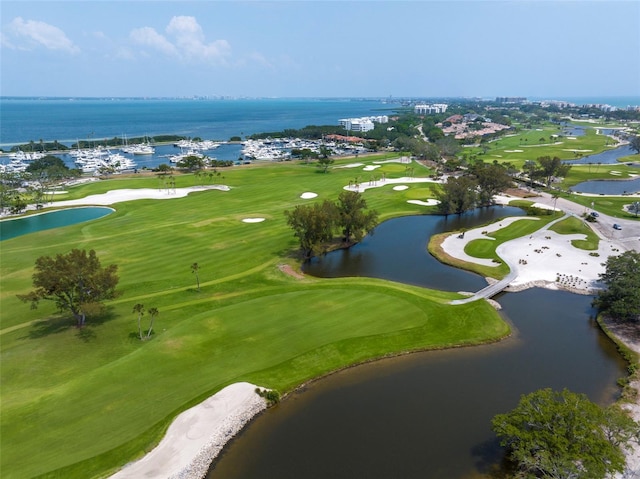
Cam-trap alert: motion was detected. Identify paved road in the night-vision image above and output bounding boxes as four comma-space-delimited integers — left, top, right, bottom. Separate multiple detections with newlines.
530, 191, 640, 253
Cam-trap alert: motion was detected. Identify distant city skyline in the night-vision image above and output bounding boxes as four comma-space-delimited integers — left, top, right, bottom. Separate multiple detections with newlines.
1, 1, 639, 99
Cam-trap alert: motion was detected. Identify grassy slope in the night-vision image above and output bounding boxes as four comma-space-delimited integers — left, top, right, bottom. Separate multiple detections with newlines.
1, 159, 509, 479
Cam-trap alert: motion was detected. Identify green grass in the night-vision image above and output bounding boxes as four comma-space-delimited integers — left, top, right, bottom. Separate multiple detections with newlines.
548, 216, 600, 250
1, 158, 508, 479
429, 212, 561, 279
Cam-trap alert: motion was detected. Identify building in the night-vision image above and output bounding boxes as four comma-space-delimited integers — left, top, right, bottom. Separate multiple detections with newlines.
495, 97, 527, 104
339, 115, 388, 132
414, 103, 448, 115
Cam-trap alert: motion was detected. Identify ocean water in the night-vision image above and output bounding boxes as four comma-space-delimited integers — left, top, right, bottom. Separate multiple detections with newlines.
0, 97, 400, 148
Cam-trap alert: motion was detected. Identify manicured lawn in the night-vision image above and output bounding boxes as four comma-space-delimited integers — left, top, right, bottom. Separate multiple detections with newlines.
0, 158, 506, 479
548, 216, 599, 250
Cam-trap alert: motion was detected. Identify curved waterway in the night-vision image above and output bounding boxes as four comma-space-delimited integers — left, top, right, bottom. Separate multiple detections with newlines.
208, 210, 627, 479
0, 207, 113, 241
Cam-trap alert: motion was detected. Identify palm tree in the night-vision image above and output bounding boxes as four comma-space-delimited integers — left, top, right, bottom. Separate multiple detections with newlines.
191, 262, 200, 291
146, 308, 159, 339
132, 303, 145, 340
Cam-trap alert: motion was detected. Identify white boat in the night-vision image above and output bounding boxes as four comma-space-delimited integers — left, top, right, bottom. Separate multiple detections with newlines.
124, 144, 155, 155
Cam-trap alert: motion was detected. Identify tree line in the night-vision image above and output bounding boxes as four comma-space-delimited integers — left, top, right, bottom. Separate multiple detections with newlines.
285, 190, 378, 258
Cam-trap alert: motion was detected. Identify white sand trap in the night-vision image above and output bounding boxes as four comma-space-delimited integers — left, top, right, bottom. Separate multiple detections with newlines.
336, 163, 364, 169
407, 199, 439, 206
493, 195, 560, 211
44, 190, 69, 195
373, 157, 411, 164
43, 185, 230, 208
363, 165, 381, 171
393, 185, 409, 191
566, 137, 577, 140
610, 171, 622, 175
504, 150, 523, 153
300, 192, 318, 199
242, 218, 265, 223
344, 176, 442, 193
562, 149, 593, 153
109, 382, 267, 479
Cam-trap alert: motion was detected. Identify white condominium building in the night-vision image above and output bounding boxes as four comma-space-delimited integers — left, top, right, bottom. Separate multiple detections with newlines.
339, 115, 388, 132
414, 103, 448, 115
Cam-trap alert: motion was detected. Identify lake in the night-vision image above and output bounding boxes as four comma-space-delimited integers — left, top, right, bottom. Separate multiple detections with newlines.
207, 211, 626, 478
0, 207, 113, 241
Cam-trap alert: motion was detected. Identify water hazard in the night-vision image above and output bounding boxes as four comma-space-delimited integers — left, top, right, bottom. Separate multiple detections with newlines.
208, 210, 627, 479
0, 207, 113, 241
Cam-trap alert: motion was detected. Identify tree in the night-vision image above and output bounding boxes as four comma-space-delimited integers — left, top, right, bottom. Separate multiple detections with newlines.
146, 307, 159, 339
317, 156, 334, 173
628, 201, 640, 217
593, 251, 640, 322
471, 162, 513, 206
18, 249, 120, 327
537, 155, 572, 187
629, 135, 640, 154
435, 175, 478, 215
284, 200, 338, 258
335, 190, 378, 244
176, 155, 205, 171
133, 303, 145, 340
191, 262, 200, 292
492, 388, 640, 479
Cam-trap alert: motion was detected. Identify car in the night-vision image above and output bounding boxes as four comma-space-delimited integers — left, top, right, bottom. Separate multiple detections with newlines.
613, 224, 622, 230
590, 211, 599, 217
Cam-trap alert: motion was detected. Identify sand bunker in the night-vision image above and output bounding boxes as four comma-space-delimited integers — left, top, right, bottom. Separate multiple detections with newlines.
336, 163, 364, 169
300, 192, 318, 199
393, 185, 409, 191
504, 150, 523, 153
363, 165, 381, 171
242, 218, 265, 223
407, 199, 439, 206
42, 185, 230, 208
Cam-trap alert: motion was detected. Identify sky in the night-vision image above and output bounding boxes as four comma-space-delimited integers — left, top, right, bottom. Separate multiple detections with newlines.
1, 0, 639, 99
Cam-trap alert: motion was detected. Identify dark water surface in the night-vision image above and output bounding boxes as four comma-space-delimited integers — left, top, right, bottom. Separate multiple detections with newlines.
0, 206, 113, 241
208, 212, 627, 479
573, 177, 640, 195
303, 206, 524, 292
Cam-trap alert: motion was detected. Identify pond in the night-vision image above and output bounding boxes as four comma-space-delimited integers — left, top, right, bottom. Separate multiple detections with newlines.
207, 210, 627, 479
0, 207, 114, 241
564, 144, 638, 165
572, 177, 640, 195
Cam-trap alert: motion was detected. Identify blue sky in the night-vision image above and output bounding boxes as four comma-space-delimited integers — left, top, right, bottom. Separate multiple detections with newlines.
1, 1, 639, 99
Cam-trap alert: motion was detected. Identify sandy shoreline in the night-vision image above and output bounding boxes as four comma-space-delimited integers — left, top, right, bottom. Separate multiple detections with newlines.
109, 383, 268, 479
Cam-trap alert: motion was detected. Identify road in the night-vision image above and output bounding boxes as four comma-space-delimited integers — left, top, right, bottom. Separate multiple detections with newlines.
529, 191, 640, 253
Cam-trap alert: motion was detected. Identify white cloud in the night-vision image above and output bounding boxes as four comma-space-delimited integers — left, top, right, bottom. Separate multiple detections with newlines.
6, 17, 80, 54
129, 16, 230, 64
130, 26, 178, 57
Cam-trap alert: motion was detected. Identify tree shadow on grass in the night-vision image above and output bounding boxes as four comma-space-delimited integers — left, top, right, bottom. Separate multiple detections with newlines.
22, 307, 117, 340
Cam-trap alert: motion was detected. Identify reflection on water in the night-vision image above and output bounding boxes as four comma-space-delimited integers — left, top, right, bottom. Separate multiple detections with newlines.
303, 206, 524, 292
208, 213, 626, 479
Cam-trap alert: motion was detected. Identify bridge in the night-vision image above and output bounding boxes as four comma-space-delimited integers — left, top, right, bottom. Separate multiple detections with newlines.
449, 213, 573, 305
